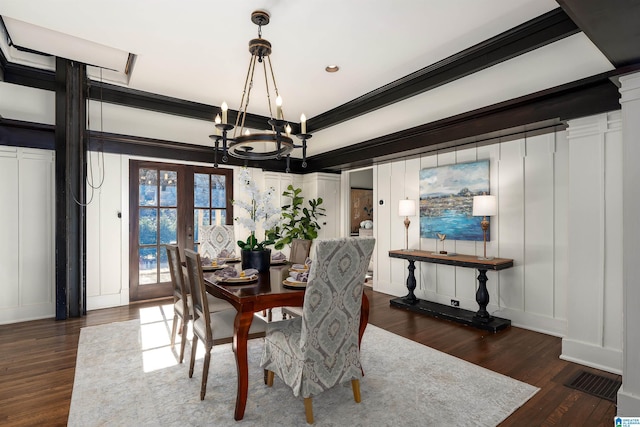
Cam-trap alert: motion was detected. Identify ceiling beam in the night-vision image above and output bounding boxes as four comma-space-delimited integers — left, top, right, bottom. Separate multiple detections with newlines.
307, 8, 579, 133
306, 72, 621, 171
558, 0, 640, 67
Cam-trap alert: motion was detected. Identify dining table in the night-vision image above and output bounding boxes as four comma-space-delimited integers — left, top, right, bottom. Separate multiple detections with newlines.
203, 261, 370, 421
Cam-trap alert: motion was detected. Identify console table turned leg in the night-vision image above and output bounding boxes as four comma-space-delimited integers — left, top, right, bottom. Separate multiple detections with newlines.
474, 269, 491, 322
403, 260, 418, 304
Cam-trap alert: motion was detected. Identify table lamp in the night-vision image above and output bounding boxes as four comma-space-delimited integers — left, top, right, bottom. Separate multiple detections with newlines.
398, 198, 416, 250
472, 194, 497, 259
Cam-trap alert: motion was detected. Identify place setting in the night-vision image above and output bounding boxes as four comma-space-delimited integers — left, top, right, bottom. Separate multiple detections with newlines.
283, 269, 309, 290
270, 251, 288, 265
212, 266, 258, 284
199, 257, 227, 271
216, 249, 241, 263
289, 257, 312, 274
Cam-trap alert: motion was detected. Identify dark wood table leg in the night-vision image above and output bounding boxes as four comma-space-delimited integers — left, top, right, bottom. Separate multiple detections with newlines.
404, 260, 418, 304
232, 310, 254, 421
359, 291, 369, 348
473, 268, 492, 323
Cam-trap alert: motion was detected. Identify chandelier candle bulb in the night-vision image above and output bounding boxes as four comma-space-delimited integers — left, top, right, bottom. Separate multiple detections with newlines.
300, 113, 307, 134
285, 123, 292, 136
276, 96, 283, 119
221, 101, 228, 124
214, 114, 221, 136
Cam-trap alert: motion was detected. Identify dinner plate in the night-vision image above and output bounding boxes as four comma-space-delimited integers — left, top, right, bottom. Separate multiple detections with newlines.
219, 257, 241, 263
216, 274, 258, 283
201, 264, 226, 271
289, 267, 309, 273
270, 259, 288, 265
283, 279, 307, 290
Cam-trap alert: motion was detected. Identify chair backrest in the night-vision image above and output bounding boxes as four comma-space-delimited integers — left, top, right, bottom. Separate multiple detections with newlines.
184, 248, 211, 335
166, 244, 188, 302
289, 238, 312, 264
199, 225, 235, 258
299, 237, 375, 363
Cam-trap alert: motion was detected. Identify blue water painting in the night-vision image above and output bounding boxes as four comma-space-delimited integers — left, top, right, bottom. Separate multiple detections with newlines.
419, 160, 490, 241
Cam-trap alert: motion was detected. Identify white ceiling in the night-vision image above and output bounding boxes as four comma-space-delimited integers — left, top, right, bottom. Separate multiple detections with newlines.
0, 0, 615, 158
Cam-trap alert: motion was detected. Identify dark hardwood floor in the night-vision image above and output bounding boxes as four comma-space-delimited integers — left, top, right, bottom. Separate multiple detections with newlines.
0, 289, 619, 426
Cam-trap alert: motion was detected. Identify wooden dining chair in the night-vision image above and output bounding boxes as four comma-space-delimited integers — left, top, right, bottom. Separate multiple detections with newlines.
261, 237, 375, 424
166, 244, 235, 363
289, 238, 312, 264
183, 248, 268, 400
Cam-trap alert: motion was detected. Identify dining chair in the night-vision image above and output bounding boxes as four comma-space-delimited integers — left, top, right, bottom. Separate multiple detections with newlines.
261, 237, 376, 424
278, 238, 313, 320
289, 238, 312, 264
198, 224, 236, 259
183, 248, 268, 400
166, 244, 235, 363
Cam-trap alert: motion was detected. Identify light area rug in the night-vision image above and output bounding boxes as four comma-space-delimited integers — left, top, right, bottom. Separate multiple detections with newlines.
68, 305, 538, 426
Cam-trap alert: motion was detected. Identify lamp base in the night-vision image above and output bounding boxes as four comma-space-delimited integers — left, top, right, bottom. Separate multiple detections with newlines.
477, 256, 495, 260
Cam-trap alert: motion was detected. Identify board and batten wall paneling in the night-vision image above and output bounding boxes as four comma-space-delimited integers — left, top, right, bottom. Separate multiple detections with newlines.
618, 70, 640, 416
0, 146, 55, 324
377, 129, 577, 341
0, 147, 20, 312
553, 130, 569, 322
602, 118, 623, 352
562, 112, 623, 373
374, 162, 393, 295
523, 133, 556, 318
496, 138, 525, 313
86, 152, 124, 310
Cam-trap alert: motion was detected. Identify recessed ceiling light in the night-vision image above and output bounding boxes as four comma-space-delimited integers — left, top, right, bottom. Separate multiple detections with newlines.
325, 65, 340, 73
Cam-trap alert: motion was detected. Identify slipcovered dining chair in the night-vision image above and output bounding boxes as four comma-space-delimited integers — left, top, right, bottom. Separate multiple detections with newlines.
198, 224, 236, 258
166, 244, 234, 363
261, 237, 376, 424
183, 248, 268, 400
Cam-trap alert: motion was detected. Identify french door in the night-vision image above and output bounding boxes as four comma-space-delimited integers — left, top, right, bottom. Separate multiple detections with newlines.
129, 160, 233, 301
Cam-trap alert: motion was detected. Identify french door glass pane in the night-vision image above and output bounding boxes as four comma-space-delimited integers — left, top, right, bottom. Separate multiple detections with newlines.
139, 247, 157, 285
159, 208, 177, 244
159, 246, 170, 283
194, 173, 209, 207
139, 208, 157, 245
159, 170, 177, 206
211, 175, 227, 208
139, 169, 158, 206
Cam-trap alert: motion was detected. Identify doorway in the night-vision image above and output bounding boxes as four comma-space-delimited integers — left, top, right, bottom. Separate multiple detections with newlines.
348, 168, 374, 285
128, 160, 233, 301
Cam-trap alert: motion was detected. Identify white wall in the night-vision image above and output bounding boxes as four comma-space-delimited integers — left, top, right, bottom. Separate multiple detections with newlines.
369, 115, 623, 373
0, 146, 55, 324
562, 112, 623, 373
618, 71, 640, 415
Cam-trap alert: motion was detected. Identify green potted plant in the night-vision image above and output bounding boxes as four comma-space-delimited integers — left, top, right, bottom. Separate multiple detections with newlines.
233, 168, 281, 272
268, 185, 326, 250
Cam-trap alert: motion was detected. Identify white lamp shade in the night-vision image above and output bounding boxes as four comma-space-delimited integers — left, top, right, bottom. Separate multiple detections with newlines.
398, 199, 416, 217
472, 195, 497, 216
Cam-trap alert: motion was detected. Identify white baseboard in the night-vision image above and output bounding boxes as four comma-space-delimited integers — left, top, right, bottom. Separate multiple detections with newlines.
561, 338, 622, 375
87, 293, 127, 311
0, 303, 55, 325
617, 387, 640, 416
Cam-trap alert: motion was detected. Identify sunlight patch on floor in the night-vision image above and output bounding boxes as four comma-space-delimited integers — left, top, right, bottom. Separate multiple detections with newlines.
138, 304, 203, 373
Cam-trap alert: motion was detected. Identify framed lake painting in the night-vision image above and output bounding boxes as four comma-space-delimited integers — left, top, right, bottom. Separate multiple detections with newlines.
419, 160, 489, 241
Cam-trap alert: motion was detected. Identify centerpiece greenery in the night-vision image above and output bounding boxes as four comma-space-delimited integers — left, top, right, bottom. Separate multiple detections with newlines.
267, 185, 325, 250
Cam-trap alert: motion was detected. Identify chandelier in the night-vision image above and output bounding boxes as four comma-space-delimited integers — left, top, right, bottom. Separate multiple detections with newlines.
209, 10, 311, 173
